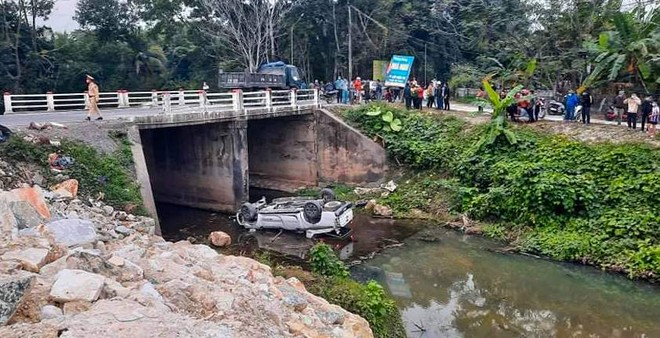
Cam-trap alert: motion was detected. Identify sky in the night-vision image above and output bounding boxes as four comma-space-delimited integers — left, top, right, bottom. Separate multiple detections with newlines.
40, 0, 79, 32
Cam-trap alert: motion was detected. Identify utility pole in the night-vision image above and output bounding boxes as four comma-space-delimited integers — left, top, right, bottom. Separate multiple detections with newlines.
291, 25, 294, 64
424, 43, 427, 85
348, 0, 353, 81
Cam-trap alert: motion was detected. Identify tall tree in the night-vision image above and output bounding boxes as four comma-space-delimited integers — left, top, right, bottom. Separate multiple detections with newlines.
74, 0, 139, 42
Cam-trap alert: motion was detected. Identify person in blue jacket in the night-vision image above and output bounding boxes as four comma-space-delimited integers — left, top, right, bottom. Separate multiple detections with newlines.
565, 90, 579, 121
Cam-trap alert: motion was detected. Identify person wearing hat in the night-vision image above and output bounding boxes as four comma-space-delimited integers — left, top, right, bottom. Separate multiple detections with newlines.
86, 75, 103, 121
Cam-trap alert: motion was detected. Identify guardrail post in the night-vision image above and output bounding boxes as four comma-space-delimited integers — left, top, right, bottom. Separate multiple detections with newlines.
178, 89, 185, 106
161, 92, 171, 114
313, 89, 320, 107
290, 89, 297, 109
117, 90, 125, 108
265, 89, 272, 111
151, 89, 158, 106
84, 91, 90, 110
46, 91, 55, 112
198, 90, 205, 108
3, 92, 13, 114
123, 90, 130, 107
232, 89, 243, 113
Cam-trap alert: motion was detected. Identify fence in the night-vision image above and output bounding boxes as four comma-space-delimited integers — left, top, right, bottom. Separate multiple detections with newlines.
3, 89, 321, 115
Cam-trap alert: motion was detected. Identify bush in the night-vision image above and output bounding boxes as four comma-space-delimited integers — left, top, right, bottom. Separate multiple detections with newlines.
308, 243, 405, 337
342, 105, 660, 279
0, 134, 144, 212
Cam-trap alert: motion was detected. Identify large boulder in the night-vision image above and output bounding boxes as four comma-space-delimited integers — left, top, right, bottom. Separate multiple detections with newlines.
0, 274, 34, 325
44, 219, 97, 247
1, 248, 50, 273
49, 269, 105, 302
208, 231, 231, 247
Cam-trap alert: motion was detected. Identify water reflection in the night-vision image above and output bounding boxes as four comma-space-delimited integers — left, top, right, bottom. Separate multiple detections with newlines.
357, 228, 660, 337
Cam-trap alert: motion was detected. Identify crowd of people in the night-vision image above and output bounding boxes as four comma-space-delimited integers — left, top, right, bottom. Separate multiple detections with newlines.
611, 91, 659, 137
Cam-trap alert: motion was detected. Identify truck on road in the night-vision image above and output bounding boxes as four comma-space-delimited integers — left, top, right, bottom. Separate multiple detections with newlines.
218, 62, 305, 90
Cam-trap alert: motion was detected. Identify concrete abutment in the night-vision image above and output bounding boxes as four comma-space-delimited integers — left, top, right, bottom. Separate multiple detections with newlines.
134, 108, 386, 216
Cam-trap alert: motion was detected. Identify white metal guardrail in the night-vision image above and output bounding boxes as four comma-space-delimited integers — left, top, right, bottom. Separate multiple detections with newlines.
3, 89, 321, 115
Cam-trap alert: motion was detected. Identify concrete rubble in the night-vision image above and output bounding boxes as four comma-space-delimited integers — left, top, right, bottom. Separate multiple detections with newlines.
0, 168, 374, 337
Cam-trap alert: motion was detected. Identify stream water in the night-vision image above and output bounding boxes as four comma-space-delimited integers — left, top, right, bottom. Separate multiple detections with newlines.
353, 228, 660, 338
158, 203, 660, 338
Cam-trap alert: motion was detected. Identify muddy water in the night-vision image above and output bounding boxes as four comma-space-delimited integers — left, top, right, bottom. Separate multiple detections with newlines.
354, 228, 660, 338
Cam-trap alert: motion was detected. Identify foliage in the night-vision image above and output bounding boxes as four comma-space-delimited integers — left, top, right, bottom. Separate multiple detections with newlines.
307, 243, 405, 338
343, 105, 660, 279
475, 80, 521, 148
309, 243, 350, 278
0, 134, 144, 212
365, 106, 403, 132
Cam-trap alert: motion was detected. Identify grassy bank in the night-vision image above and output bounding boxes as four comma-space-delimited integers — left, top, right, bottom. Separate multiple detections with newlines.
0, 133, 144, 212
342, 103, 660, 281
268, 244, 406, 338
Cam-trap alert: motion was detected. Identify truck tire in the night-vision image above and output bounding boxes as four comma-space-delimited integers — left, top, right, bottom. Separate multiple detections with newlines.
240, 203, 258, 222
320, 188, 336, 203
303, 201, 323, 224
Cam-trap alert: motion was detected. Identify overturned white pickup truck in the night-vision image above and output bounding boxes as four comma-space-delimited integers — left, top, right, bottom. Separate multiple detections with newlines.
236, 189, 354, 239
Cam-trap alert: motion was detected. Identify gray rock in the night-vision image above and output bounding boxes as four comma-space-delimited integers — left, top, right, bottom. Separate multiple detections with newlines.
318, 310, 345, 325
102, 279, 130, 299
115, 226, 134, 235
140, 282, 164, 304
102, 206, 114, 216
40, 305, 63, 320
215, 292, 235, 310
45, 219, 97, 247
31, 174, 45, 187
282, 292, 308, 312
1, 248, 50, 272
0, 274, 34, 325
9, 201, 45, 229
50, 269, 105, 302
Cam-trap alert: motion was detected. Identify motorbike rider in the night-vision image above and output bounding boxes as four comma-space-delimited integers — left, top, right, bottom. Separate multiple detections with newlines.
580, 89, 593, 124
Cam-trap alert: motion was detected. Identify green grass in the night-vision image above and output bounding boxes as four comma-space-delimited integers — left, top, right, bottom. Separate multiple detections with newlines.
0, 133, 144, 212
342, 103, 660, 280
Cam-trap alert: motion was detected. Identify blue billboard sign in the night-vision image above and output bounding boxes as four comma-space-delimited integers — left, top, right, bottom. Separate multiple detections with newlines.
385, 55, 415, 88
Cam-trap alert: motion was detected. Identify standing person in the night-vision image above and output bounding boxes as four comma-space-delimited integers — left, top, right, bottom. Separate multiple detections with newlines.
565, 91, 578, 122
341, 77, 349, 104
85, 75, 102, 121
435, 82, 443, 110
417, 85, 424, 110
353, 77, 363, 104
375, 79, 383, 101
426, 83, 435, 108
624, 93, 642, 129
580, 88, 593, 124
442, 83, 450, 110
640, 96, 653, 132
613, 91, 626, 125
648, 100, 659, 138
476, 87, 485, 113
403, 82, 412, 110
334, 76, 343, 103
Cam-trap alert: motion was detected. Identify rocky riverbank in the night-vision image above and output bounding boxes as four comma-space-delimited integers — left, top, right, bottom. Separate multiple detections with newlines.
0, 173, 373, 337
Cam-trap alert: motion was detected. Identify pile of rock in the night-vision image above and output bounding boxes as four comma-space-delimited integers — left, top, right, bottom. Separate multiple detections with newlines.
0, 182, 373, 337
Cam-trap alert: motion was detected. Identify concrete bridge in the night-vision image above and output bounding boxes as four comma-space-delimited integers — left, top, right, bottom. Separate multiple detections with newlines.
1, 89, 387, 230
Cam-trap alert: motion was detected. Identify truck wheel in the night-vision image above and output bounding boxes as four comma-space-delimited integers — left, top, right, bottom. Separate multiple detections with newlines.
240, 203, 258, 222
320, 188, 336, 203
303, 201, 323, 224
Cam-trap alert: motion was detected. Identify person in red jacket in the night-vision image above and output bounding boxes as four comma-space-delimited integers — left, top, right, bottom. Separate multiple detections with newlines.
353, 77, 363, 104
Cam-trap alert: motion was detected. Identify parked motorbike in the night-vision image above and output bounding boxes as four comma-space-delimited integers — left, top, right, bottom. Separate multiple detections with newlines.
322, 89, 338, 104
546, 100, 565, 116
604, 106, 628, 121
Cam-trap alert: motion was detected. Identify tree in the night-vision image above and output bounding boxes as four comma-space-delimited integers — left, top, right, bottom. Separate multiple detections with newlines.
74, 0, 139, 42
196, 0, 291, 71
584, 8, 660, 92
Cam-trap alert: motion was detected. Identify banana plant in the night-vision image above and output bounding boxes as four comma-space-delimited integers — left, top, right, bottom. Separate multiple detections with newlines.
474, 77, 522, 149
366, 107, 403, 132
